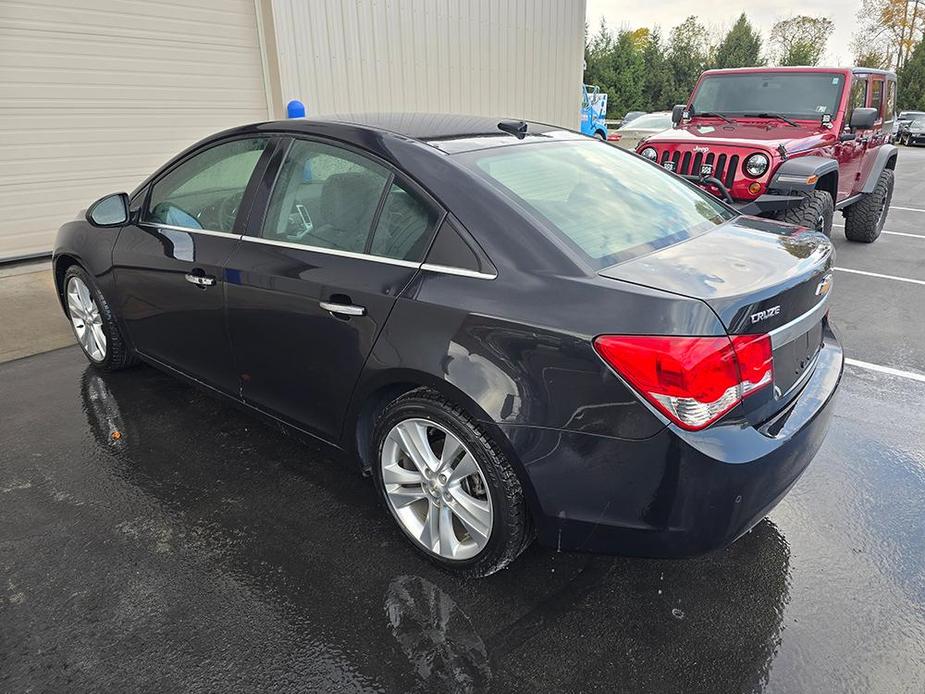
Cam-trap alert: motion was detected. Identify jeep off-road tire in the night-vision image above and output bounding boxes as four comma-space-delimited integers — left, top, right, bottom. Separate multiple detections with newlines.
371, 387, 531, 578
773, 189, 834, 237
63, 265, 138, 371
844, 169, 894, 243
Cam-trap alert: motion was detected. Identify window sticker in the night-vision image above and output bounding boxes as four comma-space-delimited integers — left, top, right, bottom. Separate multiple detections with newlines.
698, 125, 715, 133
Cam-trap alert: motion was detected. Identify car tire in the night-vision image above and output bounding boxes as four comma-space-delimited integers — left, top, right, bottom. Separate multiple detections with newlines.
594, 131, 606, 142
844, 169, 894, 243
371, 387, 531, 578
63, 265, 137, 371
773, 189, 834, 237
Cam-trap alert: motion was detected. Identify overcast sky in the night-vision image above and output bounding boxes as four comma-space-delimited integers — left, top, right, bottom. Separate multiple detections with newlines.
585, 0, 860, 65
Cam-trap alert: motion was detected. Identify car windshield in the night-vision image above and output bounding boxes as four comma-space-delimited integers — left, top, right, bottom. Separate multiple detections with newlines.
620, 113, 671, 131
691, 72, 845, 120
912, 118, 925, 127
459, 140, 735, 269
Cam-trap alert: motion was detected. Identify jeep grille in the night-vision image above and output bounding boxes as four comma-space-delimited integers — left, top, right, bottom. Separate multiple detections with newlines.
659, 150, 740, 189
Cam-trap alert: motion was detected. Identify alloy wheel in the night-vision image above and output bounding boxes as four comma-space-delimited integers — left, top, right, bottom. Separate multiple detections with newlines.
381, 418, 493, 560
67, 276, 106, 362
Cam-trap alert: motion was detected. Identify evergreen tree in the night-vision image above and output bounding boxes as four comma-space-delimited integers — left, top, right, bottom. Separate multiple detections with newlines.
713, 14, 763, 68
641, 29, 674, 110
898, 35, 925, 108
667, 17, 710, 105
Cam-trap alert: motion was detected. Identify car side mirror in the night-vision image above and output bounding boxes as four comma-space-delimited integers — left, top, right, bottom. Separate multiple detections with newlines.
86, 192, 129, 227
671, 104, 687, 125
849, 107, 878, 131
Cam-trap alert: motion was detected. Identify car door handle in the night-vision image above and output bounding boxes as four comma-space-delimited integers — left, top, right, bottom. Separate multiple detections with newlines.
185, 273, 216, 287
319, 301, 366, 317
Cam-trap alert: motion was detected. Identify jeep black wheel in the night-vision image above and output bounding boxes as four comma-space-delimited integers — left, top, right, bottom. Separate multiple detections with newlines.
844, 169, 894, 243
773, 190, 834, 237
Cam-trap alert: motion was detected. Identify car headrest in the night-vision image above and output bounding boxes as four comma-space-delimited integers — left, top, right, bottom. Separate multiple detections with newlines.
320, 172, 383, 232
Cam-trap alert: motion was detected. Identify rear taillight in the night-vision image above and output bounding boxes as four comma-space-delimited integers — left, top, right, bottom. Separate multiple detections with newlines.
593, 334, 773, 431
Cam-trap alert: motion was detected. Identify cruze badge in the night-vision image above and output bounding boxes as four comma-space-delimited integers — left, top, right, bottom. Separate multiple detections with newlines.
750, 305, 781, 324
815, 273, 833, 296
663, 160, 675, 172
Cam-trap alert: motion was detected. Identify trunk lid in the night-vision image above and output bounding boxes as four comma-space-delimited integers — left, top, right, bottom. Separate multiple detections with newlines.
601, 215, 833, 420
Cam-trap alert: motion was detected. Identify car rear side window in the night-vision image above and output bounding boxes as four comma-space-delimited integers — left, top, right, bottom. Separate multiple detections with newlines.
144, 138, 268, 233
261, 139, 390, 254
368, 181, 441, 261
462, 140, 735, 268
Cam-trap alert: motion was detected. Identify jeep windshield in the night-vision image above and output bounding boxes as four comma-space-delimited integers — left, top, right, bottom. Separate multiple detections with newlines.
691, 72, 845, 121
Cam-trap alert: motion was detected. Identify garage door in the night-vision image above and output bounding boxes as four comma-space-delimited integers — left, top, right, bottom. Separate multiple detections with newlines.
0, 0, 269, 261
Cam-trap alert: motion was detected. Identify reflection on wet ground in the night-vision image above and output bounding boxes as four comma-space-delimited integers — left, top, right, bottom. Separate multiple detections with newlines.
1, 348, 923, 692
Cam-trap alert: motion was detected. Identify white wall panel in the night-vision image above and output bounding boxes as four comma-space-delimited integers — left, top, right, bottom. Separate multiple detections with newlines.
0, 0, 269, 260
269, 0, 585, 128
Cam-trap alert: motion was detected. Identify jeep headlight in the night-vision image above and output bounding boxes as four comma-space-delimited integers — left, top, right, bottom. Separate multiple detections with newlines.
640, 147, 658, 161
744, 153, 769, 178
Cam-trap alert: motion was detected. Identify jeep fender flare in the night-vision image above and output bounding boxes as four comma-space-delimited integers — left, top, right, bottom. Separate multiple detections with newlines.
860, 143, 898, 194
768, 156, 839, 195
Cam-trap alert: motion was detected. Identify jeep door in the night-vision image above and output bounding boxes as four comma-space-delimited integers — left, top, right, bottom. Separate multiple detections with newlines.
836, 75, 868, 200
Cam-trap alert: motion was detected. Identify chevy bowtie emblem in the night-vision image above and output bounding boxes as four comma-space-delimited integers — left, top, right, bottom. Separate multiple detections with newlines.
815, 273, 833, 296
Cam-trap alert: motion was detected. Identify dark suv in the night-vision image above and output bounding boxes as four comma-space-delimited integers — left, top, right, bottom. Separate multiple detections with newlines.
637, 67, 898, 243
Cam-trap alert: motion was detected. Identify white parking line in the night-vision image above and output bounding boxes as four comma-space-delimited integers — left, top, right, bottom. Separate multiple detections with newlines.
832, 222, 925, 239
834, 267, 925, 286
890, 205, 925, 212
845, 358, 925, 383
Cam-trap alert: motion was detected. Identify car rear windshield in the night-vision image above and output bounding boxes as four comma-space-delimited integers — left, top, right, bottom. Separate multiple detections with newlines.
692, 72, 845, 120
459, 140, 735, 269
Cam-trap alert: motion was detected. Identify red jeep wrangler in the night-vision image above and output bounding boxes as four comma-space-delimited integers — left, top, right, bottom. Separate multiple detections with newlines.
636, 67, 897, 242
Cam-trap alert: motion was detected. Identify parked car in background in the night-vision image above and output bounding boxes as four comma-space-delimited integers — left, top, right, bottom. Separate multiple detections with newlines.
53, 114, 843, 577
897, 115, 925, 145
609, 111, 673, 149
893, 110, 925, 137
638, 67, 898, 243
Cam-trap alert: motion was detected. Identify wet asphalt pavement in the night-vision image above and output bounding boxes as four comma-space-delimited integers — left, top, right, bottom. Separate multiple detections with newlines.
2, 152, 925, 694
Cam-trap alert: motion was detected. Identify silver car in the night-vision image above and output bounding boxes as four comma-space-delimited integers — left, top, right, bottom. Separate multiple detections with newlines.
610, 111, 674, 150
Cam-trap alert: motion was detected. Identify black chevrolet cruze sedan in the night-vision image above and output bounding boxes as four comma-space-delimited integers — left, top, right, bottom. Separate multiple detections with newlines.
53, 114, 843, 576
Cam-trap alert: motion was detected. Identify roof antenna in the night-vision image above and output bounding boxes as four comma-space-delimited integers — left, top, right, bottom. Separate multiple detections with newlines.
498, 120, 528, 139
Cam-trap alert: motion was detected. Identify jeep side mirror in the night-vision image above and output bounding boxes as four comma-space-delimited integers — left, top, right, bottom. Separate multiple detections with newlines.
86, 192, 129, 227
849, 107, 878, 131
671, 104, 687, 125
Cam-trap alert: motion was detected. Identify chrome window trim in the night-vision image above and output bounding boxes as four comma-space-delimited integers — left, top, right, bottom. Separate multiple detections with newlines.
240, 235, 421, 268
768, 292, 830, 349
239, 235, 497, 278
143, 222, 240, 239
420, 263, 497, 280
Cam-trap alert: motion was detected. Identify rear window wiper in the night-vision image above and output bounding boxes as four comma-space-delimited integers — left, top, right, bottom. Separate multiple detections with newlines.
696, 111, 734, 124
745, 112, 799, 127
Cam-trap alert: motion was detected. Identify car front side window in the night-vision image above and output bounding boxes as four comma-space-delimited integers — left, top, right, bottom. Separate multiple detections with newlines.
144, 137, 268, 233
261, 139, 390, 253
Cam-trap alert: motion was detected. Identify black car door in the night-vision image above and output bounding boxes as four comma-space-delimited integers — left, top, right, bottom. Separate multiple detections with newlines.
112, 136, 274, 394
224, 136, 442, 442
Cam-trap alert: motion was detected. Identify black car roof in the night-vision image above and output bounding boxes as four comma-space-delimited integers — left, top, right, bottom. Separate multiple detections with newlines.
250, 113, 582, 153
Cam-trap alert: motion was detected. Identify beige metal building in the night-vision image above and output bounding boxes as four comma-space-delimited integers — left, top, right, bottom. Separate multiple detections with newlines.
0, 0, 585, 261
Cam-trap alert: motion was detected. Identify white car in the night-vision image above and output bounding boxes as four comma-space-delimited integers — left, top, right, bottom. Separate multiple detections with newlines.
609, 111, 674, 150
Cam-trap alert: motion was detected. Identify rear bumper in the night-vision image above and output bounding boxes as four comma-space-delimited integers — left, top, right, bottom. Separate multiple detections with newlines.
504, 323, 843, 557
